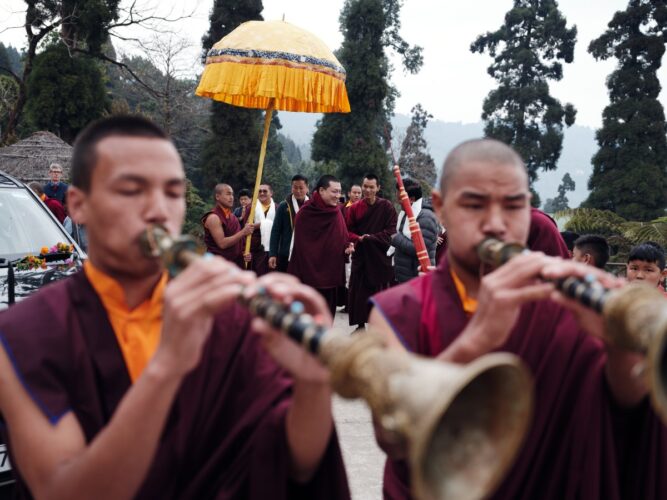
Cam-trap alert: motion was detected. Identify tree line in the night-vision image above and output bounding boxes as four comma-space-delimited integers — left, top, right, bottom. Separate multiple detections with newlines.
0, 0, 665, 225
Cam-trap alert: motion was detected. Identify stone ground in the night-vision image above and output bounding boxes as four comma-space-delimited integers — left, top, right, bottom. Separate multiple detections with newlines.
331, 310, 385, 500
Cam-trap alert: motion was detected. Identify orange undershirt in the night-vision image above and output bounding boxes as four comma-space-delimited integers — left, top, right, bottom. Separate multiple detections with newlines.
84, 261, 167, 382
450, 268, 478, 315
221, 206, 232, 219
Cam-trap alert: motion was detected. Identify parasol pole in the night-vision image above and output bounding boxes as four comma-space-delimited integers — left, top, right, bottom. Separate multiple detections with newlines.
244, 98, 275, 267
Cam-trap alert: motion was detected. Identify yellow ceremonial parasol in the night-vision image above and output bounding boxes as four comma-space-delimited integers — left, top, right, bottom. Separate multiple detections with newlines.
196, 20, 351, 260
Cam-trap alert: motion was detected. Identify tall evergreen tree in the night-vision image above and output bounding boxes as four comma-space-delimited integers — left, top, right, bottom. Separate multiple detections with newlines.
25, 42, 107, 143
198, 0, 269, 192
58, 0, 121, 52
471, 0, 577, 207
398, 103, 436, 186
278, 133, 303, 166
585, 0, 667, 221
543, 172, 575, 212
1, 1, 121, 144
311, 0, 423, 189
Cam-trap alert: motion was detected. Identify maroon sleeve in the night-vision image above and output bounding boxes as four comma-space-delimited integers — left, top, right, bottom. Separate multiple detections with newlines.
370, 280, 424, 352
0, 282, 73, 424
249, 399, 350, 500
345, 201, 365, 242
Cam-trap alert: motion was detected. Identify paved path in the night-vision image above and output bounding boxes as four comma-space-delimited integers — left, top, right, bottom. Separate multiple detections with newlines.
331, 311, 385, 500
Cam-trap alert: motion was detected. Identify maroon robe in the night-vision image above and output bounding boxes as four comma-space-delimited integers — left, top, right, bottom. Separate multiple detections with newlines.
201, 205, 243, 265
0, 272, 350, 499
44, 196, 66, 224
346, 198, 397, 326
371, 257, 667, 500
288, 192, 349, 316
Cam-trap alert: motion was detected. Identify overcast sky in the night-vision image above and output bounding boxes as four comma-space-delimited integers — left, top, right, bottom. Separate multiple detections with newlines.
2, 0, 665, 129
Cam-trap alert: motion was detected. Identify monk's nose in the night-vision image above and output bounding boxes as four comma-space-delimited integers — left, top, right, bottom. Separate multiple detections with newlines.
482, 206, 507, 237
145, 191, 169, 225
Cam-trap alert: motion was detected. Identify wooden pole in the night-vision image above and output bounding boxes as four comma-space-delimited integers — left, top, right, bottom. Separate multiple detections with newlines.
244, 99, 275, 266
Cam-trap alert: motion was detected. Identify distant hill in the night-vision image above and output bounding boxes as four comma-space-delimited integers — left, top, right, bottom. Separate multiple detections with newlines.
278, 112, 597, 208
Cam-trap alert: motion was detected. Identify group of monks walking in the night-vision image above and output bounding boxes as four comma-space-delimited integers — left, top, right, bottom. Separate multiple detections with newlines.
201, 170, 434, 331
0, 114, 665, 500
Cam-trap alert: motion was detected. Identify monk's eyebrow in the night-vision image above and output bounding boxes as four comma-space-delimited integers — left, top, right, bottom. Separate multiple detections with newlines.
112, 174, 149, 185
459, 191, 489, 201
112, 175, 186, 187
165, 178, 186, 188
504, 193, 528, 202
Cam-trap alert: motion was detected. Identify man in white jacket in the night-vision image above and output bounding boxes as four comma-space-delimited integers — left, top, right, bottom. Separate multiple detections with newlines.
243, 183, 276, 275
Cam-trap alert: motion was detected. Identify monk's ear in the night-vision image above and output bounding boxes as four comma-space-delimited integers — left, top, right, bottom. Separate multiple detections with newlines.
431, 189, 446, 225
67, 186, 88, 225
431, 188, 443, 210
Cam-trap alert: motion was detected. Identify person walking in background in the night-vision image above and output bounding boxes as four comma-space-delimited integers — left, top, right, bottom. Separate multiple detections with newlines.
389, 178, 439, 283
242, 184, 276, 276
344, 184, 362, 211
202, 183, 254, 267
269, 174, 309, 272
289, 175, 353, 316
346, 174, 397, 331
44, 163, 69, 204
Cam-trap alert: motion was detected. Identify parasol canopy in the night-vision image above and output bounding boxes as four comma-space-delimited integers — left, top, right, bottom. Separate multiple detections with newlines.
196, 20, 350, 113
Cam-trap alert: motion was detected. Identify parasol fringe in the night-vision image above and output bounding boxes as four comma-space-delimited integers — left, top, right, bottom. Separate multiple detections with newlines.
196, 61, 351, 113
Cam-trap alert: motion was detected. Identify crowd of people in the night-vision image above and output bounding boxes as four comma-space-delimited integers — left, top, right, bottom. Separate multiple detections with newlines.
0, 114, 666, 500
200, 171, 452, 328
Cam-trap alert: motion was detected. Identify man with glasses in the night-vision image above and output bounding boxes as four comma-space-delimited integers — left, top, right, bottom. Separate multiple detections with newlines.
44, 163, 69, 204
242, 184, 276, 276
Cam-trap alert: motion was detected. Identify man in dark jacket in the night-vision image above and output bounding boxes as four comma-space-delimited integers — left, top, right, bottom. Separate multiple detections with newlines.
268, 174, 309, 272
44, 163, 69, 204
390, 179, 440, 283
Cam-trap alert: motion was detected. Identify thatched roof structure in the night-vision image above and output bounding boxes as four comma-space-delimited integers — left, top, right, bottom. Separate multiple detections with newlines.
0, 131, 72, 184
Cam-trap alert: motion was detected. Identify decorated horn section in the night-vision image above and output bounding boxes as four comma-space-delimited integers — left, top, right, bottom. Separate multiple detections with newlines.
477, 237, 667, 425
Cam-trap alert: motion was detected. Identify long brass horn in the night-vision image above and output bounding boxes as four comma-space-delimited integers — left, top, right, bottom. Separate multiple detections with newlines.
478, 237, 667, 424
141, 226, 534, 500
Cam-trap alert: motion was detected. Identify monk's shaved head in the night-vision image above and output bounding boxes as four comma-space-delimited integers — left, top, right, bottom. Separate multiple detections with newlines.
440, 139, 527, 193
215, 183, 232, 195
